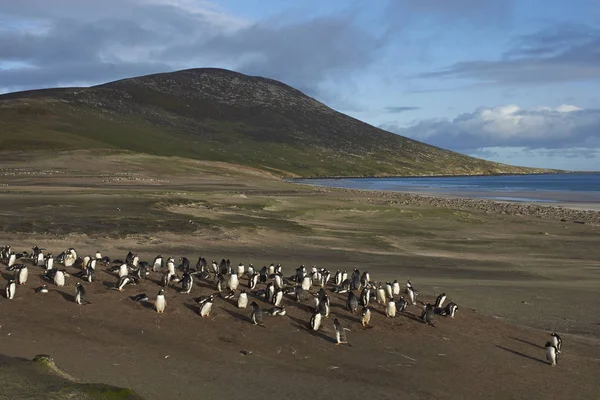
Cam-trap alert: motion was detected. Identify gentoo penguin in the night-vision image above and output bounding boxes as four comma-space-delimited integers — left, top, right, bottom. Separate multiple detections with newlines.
321, 269, 331, 287
166, 257, 175, 275
294, 286, 310, 302
272, 288, 283, 307
237, 263, 245, 276
376, 284, 387, 305
88, 258, 97, 271
550, 333, 562, 353
136, 262, 147, 280
115, 275, 133, 292
126, 251, 135, 265
45, 254, 54, 271
361, 306, 371, 327
179, 257, 190, 272
275, 263, 282, 274
341, 270, 348, 283
83, 255, 91, 270
350, 270, 361, 290
36, 285, 49, 294
421, 303, 435, 326
312, 267, 322, 286
259, 266, 268, 283
273, 272, 284, 290
181, 272, 193, 294
5, 279, 16, 299
155, 289, 166, 313
250, 301, 263, 325
237, 290, 248, 309
247, 263, 255, 277
267, 306, 286, 316
161, 271, 174, 288
265, 282, 275, 303
64, 248, 77, 267
385, 282, 393, 300
333, 318, 350, 346
334, 270, 342, 286
132, 293, 149, 302
268, 263, 275, 275
435, 293, 447, 308
228, 272, 239, 291
392, 280, 400, 296
152, 255, 163, 272
545, 342, 558, 366
14, 265, 28, 285
248, 272, 258, 290
95, 250, 102, 260
118, 263, 129, 278
199, 294, 214, 317
386, 300, 397, 318
360, 286, 370, 307
301, 275, 312, 291
54, 270, 65, 287
407, 285, 417, 306
8, 252, 16, 267
36, 250, 45, 267
346, 291, 359, 314
84, 265, 95, 283
396, 297, 408, 313
443, 302, 458, 318
75, 283, 86, 305
310, 309, 322, 331
318, 297, 330, 318
360, 271, 370, 287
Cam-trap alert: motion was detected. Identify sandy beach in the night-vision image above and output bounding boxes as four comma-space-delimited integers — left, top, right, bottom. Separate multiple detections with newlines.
0, 151, 599, 399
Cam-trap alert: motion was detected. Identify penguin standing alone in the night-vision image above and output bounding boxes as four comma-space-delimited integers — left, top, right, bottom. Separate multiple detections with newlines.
421, 303, 435, 326
75, 283, 86, 305
386, 300, 397, 318
155, 289, 166, 313
14, 265, 28, 285
545, 341, 558, 366
361, 306, 371, 327
54, 270, 65, 287
198, 294, 214, 317
237, 290, 248, 309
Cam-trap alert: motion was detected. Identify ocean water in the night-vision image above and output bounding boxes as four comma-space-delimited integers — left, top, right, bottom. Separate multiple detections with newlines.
293, 173, 600, 204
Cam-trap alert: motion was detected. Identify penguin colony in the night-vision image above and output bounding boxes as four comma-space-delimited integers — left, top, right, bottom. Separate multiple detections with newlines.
0, 245, 562, 361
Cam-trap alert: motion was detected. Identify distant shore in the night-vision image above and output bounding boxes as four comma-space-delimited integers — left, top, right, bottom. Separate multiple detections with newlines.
294, 183, 600, 225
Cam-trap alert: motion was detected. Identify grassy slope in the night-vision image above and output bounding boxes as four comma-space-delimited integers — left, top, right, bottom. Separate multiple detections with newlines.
0, 68, 553, 177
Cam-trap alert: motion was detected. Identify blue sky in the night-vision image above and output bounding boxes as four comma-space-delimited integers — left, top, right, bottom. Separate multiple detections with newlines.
1, 0, 599, 171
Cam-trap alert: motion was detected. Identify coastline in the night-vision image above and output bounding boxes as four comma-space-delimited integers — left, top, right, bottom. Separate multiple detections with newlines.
291, 182, 600, 225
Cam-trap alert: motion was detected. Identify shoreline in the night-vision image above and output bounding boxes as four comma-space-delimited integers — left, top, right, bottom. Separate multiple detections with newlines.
291, 182, 600, 225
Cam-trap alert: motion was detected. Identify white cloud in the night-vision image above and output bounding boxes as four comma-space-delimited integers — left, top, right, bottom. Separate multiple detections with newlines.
382, 104, 600, 151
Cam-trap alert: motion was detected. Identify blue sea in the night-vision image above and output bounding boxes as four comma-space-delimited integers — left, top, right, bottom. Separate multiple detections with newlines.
294, 173, 600, 204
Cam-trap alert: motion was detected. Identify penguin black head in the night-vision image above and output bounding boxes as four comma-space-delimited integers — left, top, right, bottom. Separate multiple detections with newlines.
158, 289, 165, 295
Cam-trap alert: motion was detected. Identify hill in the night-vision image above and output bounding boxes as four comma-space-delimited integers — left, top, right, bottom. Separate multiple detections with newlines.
0, 68, 550, 177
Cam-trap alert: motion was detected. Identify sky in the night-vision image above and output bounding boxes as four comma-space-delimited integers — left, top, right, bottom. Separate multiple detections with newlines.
1, 0, 599, 171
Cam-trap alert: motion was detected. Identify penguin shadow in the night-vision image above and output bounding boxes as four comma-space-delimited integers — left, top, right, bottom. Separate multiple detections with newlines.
55, 289, 75, 302
101, 280, 117, 290
146, 276, 163, 286
337, 313, 361, 325
1, 272, 13, 281
183, 302, 199, 315
194, 280, 214, 290
509, 336, 545, 350
286, 301, 313, 313
221, 307, 251, 323
495, 345, 547, 365
287, 315, 336, 343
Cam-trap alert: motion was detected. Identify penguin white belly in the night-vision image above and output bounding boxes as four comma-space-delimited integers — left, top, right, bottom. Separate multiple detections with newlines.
546, 347, 557, 365
75, 292, 82, 304
46, 258, 54, 270
312, 313, 321, 331
83, 256, 91, 269
65, 255, 75, 267
95, 252, 102, 259
89, 259, 97, 270
392, 282, 400, 296
200, 302, 212, 317
377, 289, 386, 305
37, 253, 45, 267
153, 260, 162, 272
229, 275, 239, 291
19, 267, 28, 285
386, 302, 397, 317
238, 294, 248, 308
155, 296, 166, 313
301, 277, 311, 291
167, 262, 175, 274
6, 283, 15, 299
8, 254, 16, 267
408, 290, 416, 305
274, 291, 283, 307
237, 265, 245, 276
118, 264, 129, 278
54, 272, 65, 287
